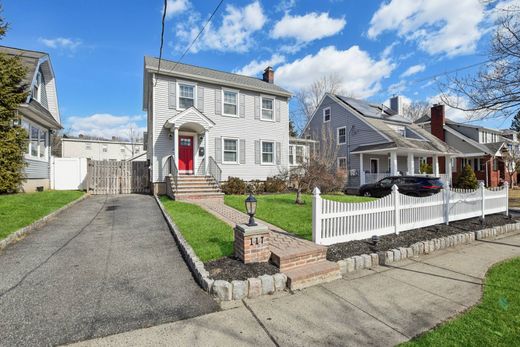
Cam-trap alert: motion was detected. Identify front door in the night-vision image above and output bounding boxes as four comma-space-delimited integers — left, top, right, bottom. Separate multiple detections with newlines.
178, 136, 194, 174
370, 159, 378, 173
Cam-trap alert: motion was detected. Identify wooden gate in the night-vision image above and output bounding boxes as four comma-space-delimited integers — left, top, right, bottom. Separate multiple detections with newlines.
87, 160, 149, 195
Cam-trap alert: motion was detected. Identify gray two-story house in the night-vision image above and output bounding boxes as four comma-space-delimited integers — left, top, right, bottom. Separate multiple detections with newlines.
302, 94, 459, 190
0, 46, 62, 192
143, 58, 292, 197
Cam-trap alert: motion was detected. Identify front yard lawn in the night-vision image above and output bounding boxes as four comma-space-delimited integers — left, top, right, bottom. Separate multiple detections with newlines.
159, 196, 234, 262
224, 193, 375, 240
0, 190, 84, 241
403, 257, 520, 346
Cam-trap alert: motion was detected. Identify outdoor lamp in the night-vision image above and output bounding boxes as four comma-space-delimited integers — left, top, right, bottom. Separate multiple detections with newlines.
371, 235, 380, 246
245, 193, 258, 226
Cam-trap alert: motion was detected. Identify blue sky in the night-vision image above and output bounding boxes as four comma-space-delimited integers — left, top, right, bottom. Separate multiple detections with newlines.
2, 0, 517, 138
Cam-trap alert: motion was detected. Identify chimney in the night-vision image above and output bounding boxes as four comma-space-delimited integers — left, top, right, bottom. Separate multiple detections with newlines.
79, 134, 84, 139
112, 136, 117, 141
262, 66, 274, 84
430, 104, 445, 141
389, 95, 403, 115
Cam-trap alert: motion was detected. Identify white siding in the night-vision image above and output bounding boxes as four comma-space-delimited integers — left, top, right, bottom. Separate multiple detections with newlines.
62, 140, 144, 161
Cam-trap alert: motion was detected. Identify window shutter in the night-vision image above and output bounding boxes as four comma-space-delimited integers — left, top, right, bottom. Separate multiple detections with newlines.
254, 96, 260, 120
275, 99, 281, 122
276, 142, 281, 165
240, 139, 246, 164
239, 94, 245, 118
215, 89, 222, 115
254, 140, 260, 164
197, 86, 204, 112
215, 137, 222, 163
168, 81, 176, 109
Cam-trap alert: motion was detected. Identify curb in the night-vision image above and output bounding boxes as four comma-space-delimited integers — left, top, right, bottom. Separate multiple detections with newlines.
336, 221, 520, 274
154, 195, 287, 301
0, 192, 89, 251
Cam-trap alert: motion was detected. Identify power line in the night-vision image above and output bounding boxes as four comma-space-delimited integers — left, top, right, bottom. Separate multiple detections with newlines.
154, 0, 168, 86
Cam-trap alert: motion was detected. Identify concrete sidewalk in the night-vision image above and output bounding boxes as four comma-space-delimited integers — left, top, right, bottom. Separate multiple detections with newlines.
70, 232, 520, 347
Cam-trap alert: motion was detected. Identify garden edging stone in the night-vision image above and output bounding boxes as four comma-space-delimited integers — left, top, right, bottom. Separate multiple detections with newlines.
154, 196, 287, 302
0, 193, 89, 251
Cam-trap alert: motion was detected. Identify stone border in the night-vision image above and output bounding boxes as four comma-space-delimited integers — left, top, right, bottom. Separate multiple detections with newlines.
0, 192, 89, 251
154, 195, 287, 302
336, 222, 520, 275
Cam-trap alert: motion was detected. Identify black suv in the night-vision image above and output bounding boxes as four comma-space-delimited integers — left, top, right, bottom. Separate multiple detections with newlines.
359, 176, 444, 198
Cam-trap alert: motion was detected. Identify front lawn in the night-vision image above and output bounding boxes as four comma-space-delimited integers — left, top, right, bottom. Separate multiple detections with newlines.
403, 257, 520, 346
159, 196, 234, 262
224, 193, 375, 240
0, 190, 84, 241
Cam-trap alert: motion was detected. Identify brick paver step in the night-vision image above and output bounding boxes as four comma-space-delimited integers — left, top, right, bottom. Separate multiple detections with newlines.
285, 260, 341, 290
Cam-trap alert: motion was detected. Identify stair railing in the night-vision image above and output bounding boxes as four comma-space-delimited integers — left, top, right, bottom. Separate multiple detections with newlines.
196, 158, 206, 176
208, 156, 222, 188
168, 155, 178, 191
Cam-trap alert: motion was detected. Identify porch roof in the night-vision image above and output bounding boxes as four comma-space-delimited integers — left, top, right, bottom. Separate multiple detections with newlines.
351, 140, 459, 156
164, 106, 215, 132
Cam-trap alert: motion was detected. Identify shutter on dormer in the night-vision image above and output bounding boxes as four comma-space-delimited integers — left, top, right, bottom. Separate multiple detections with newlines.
215, 137, 222, 163
215, 89, 222, 115
275, 99, 281, 122
239, 94, 245, 118
197, 86, 204, 112
168, 81, 176, 109
254, 96, 260, 120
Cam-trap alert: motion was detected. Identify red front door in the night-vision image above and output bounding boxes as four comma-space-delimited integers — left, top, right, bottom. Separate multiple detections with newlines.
178, 136, 194, 174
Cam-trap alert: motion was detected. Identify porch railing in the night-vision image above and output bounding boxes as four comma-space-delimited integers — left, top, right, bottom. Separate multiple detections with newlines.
208, 156, 222, 188
357, 172, 452, 186
167, 155, 178, 191
197, 158, 206, 176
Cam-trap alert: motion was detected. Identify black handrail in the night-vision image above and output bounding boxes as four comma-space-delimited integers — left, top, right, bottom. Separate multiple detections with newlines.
168, 155, 178, 191
208, 156, 222, 188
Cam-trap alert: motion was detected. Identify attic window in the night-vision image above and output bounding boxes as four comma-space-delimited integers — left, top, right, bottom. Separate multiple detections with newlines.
33, 71, 42, 102
388, 124, 406, 137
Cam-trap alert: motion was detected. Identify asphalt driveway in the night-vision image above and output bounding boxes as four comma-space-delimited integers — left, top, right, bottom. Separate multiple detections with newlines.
0, 195, 219, 347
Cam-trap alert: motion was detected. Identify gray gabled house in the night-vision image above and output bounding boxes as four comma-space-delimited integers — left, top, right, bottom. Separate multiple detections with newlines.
302, 94, 459, 189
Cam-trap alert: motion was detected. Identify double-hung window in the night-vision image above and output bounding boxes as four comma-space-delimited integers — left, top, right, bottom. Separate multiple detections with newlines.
223, 90, 238, 116
295, 145, 304, 164
178, 83, 195, 109
261, 141, 274, 164
289, 145, 294, 165
31, 126, 39, 157
39, 130, 47, 158
323, 107, 331, 122
337, 127, 346, 144
223, 138, 238, 163
338, 157, 347, 171
261, 97, 274, 121
23, 120, 47, 159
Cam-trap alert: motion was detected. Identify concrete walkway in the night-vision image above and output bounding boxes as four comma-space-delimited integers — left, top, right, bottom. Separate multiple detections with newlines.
0, 195, 219, 347
70, 231, 520, 347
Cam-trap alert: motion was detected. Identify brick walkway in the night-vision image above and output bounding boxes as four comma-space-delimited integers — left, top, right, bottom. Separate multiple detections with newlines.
193, 199, 326, 260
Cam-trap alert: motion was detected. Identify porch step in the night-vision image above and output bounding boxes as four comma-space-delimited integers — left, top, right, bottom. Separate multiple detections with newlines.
175, 188, 221, 194
175, 192, 224, 201
285, 261, 341, 290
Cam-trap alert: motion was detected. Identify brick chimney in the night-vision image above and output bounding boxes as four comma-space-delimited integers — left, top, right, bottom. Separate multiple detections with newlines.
262, 66, 274, 84
430, 104, 445, 141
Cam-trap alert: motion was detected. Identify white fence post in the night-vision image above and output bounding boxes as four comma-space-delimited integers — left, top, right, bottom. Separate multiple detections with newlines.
504, 181, 509, 215
444, 188, 450, 225
312, 187, 322, 244
392, 184, 400, 235
480, 181, 486, 220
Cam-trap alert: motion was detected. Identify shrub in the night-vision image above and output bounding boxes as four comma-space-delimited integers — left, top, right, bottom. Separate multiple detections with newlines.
247, 179, 265, 194
455, 164, 479, 189
264, 175, 287, 193
221, 176, 246, 195
420, 162, 433, 174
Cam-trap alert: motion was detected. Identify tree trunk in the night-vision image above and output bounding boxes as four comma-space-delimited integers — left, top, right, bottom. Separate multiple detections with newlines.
295, 188, 303, 205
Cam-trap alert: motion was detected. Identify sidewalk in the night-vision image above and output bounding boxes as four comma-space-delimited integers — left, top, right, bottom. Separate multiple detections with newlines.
69, 232, 520, 347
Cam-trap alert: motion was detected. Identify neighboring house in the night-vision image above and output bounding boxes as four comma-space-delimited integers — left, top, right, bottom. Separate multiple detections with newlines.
0, 46, 62, 192
289, 137, 318, 167
302, 94, 459, 189
415, 107, 518, 187
61, 137, 144, 161
143, 58, 291, 195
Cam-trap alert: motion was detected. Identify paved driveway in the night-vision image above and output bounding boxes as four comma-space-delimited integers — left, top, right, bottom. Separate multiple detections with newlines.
0, 195, 219, 347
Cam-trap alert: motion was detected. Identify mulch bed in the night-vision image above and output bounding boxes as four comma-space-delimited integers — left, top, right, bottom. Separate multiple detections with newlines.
204, 256, 279, 282
327, 214, 518, 262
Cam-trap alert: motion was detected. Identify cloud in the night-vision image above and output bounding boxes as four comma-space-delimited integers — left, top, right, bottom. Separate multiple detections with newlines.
400, 64, 426, 78
388, 80, 408, 95
234, 54, 286, 76
39, 37, 82, 51
428, 93, 472, 121
271, 12, 346, 43
276, 45, 395, 98
174, 1, 266, 53
65, 114, 146, 140
275, 0, 296, 12
367, 0, 485, 57
165, 0, 190, 19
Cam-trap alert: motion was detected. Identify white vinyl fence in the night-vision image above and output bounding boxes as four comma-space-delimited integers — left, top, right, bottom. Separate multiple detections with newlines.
312, 182, 509, 245
50, 157, 88, 190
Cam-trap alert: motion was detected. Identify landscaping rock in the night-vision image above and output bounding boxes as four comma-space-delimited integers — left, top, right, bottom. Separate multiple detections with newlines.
392, 249, 401, 262
247, 278, 262, 298
232, 280, 247, 300
338, 260, 347, 274
398, 247, 408, 259
346, 258, 355, 272
406, 247, 413, 258
202, 277, 214, 292
353, 256, 364, 270
212, 280, 232, 301
259, 275, 275, 295
273, 273, 287, 291
361, 254, 372, 268
370, 253, 379, 267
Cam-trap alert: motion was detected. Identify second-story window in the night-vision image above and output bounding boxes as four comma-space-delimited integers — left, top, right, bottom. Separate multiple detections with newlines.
179, 84, 195, 109
323, 107, 331, 122
337, 127, 346, 144
261, 97, 274, 121
223, 90, 238, 116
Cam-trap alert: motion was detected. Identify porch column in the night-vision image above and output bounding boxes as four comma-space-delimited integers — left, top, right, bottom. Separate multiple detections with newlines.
433, 155, 439, 176
359, 153, 365, 185
204, 130, 209, 175
446, 156, 453, 186
173, 127, 179, 168
407, 153, 414, 175
390, 151, 398, 176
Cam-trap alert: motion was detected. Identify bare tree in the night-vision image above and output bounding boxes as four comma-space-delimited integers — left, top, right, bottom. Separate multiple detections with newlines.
500, 146, 520, 187
402, 101, 430, 121
438, 6, 520, 119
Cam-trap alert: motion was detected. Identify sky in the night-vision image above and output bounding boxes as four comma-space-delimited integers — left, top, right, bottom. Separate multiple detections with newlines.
2, 0, 519, 139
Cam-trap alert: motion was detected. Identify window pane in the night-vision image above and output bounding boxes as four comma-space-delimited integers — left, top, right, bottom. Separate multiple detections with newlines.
179, 97, 194, 109
31, 126, 38, 156
296, 146, 304, 163
262, 109, 273, 120
224, 152, 237, 162
262, 142, 274, 163
179, 85, 194, 98
224, 139, 237, 151
262, 142, 273, 153
224, 91, 236, 104
39, 130, 46, 158
262, 98, 273, 110
262, 153, 273, 163
224, 104, 237, 115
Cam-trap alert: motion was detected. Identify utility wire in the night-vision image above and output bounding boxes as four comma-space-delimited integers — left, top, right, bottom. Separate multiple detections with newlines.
154, 0, 168, 86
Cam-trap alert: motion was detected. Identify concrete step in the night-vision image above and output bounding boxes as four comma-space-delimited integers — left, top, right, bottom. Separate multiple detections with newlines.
271, 246, 327, 272
177, 181, 217, 187
285, 261, 341, 290
175, 188, 221, 194
175, 192, 224, 201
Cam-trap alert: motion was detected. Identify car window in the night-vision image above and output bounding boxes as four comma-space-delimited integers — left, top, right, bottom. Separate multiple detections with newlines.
379, 178, 393, 187
394, 178, 406, 185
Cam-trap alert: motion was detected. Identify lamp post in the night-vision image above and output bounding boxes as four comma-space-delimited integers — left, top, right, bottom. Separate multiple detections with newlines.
245, 193, 257, 226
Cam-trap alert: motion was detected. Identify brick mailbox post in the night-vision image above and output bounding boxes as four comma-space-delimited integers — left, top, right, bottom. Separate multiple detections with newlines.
234, 223, 270, 264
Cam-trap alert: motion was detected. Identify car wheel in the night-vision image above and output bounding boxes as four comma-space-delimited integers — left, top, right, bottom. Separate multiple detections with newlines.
363, 191, 372, 197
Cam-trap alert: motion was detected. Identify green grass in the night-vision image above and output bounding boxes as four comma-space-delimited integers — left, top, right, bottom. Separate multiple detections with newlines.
403, 257, 520, 346
224, 193, 375, 240
0, 190, 84, 240
159, 196, 234, 262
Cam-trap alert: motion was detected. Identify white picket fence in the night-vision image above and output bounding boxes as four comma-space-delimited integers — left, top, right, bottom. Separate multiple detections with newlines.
312, 182, 509, 245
